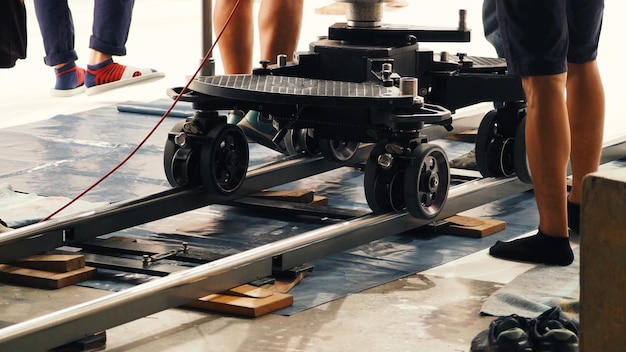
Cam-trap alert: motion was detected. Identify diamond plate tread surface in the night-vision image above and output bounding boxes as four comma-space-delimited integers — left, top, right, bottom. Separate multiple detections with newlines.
190, 75, 414, 108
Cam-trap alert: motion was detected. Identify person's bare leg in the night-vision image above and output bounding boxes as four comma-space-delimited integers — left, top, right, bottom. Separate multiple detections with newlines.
523, 73, 571, 239
88, 50, 112, 66
258, 0, 303, 65
564, 61, 604, 233
566, 61, 605, 204
214, 0, 254, 74
489, 73, 574, 266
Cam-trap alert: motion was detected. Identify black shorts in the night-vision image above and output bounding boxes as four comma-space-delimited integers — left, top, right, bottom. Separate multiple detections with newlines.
496, 0, 604, 76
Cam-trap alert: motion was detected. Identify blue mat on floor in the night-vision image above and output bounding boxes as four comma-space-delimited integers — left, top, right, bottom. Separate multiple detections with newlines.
0, 100, 538, 315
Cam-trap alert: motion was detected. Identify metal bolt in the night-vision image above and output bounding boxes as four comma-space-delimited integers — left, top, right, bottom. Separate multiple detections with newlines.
458, 9, 467, 31
174, 132, 187, 147
400, 77, 418, 97
377, 153, 394, 169
277, 54, 287, 67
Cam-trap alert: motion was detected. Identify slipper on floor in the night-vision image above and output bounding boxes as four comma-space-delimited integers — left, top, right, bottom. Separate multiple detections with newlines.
86, 66, 165, 96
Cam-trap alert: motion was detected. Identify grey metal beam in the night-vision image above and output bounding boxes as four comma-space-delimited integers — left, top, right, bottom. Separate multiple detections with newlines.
0, 146, 372, 264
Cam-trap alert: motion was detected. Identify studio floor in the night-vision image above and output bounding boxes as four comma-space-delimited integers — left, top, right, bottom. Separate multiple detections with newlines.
0, 1, 625, 351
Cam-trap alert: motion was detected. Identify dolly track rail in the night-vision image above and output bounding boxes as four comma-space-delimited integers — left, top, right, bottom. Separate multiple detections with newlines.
0, 108, 486, 264
0, 176, 531, 351
0, 146, 374, 264
0, 138, 623, 350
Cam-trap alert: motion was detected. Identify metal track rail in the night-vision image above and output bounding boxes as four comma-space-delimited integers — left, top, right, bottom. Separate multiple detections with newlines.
0, 138, 623, 350
0, 178, 528, 351
0, 147, 374, 264
0, 107, 485, 264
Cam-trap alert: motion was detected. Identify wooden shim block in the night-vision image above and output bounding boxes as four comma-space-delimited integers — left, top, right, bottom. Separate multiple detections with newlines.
223, 284, 274, 298
12, 254, 85, 273
186, 290, 293, 317
432, 215, 506, 238
0, 264, 96, 289
251, 189, 314, 203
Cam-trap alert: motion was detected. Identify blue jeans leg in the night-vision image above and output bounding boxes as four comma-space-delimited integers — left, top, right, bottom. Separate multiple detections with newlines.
89, 0, 135, 56
34, 0, 78, 66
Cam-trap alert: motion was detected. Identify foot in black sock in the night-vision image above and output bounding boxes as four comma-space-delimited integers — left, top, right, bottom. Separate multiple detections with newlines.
567, 200, 580, 234
489, 231, 574, 266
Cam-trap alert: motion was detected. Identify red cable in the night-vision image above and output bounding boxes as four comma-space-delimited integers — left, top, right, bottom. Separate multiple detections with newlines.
41, 0, 243, 222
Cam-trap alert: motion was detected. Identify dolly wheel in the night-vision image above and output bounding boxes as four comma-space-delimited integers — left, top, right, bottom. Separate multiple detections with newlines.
476, 108, 521, 178
200, 123, 249, 195
285, 128, 320, 156
403, 144, 450, 220
364, 141, 406, 212
476, 110, 502, 177
513, 115, 532, 183
164, 120, 201, 187
318, 138, 359, 162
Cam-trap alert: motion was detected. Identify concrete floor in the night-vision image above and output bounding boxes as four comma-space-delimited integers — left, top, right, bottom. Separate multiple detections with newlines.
1, 1, 625, 351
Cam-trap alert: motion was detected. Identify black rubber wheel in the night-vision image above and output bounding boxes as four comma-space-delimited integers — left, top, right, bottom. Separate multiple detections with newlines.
476, 109, 516, 177
496, 137, 516, 177
364, 141, 406, 212
475, 110, 499, 177
403, 144, 450, 220
164, 120, 201, 187
513, 115, 532, 183
199, 123, 249, 195
284, 128, 320, 156
318, 138, 359, 162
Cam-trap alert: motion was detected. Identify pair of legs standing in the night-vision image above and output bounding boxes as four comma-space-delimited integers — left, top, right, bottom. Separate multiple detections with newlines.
489, 0, 605, 265
34, 0, 162, 96
213, 0, 304, 74
212, 0, 304, 153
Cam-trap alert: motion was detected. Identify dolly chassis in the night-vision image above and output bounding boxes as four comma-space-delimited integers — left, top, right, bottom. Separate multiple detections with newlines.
163, 1, 526, 223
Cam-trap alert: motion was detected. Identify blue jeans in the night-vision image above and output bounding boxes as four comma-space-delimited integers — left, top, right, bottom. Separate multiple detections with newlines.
34, 0, 135, 66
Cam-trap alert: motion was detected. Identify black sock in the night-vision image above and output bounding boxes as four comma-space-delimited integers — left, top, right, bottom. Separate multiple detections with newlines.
567, 201, 580, 234
489, 231, 574, 266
